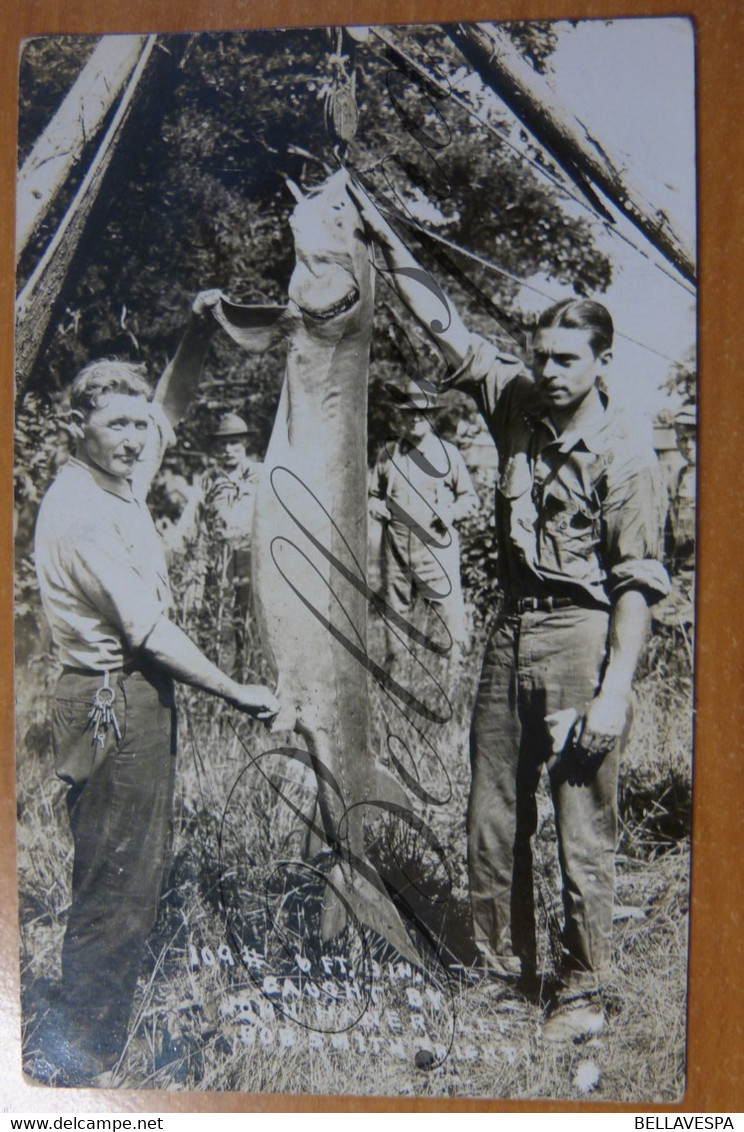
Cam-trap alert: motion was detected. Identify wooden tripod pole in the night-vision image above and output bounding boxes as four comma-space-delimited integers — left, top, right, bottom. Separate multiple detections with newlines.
448, 22, 696, 286
15, 35, 166, 393
16, 35, 149, 262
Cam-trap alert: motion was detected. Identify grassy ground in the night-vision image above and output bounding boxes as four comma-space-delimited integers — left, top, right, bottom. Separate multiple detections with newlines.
15, 613, 692, 1101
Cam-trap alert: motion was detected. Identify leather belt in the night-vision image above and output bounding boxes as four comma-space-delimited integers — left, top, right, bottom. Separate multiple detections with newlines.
60, 662, 139, 677
505, 595, 577, 615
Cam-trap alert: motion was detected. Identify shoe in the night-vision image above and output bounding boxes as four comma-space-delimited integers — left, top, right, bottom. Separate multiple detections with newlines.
479, 975, 519, 1002
471, 952, 523, 981
29, 1042, 109, 1087
30, 1008, 113, 1087
542, 994, 606, 1042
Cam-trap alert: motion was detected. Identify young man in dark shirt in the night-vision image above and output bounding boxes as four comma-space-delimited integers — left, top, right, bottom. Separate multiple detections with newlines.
353, 189, 669, 1040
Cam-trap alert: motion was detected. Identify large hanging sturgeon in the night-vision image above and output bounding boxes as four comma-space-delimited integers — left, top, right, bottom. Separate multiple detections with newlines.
208, 171, 417, 964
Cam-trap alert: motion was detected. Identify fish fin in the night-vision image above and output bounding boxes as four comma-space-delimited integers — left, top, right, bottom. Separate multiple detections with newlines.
266, 674, 298, 733
372, 762, 410, 810
213, 298, 288, 354
269, 701, 299, 733
319, 864, 349, 941
321, 862, 422, 968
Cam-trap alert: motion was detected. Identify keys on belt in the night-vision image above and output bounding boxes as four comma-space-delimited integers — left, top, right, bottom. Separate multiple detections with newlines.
86, 671, 122, 747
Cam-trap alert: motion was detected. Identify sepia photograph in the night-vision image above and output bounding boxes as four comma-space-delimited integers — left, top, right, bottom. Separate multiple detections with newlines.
12, 17, 697, 1102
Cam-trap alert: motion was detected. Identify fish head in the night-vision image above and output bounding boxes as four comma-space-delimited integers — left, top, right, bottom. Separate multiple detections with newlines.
287, 170, 372, 325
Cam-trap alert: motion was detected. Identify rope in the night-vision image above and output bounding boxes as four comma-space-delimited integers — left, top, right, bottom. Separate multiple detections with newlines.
368, 27, 696, 303
376, 201, 687, 367
369, 28, 601, 217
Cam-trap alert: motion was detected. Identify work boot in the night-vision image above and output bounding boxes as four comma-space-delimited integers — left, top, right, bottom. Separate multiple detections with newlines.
542, 993, 606, 1042
29, 998, 119, 1086
30, 1029, 110, 1087
472, 959, 540, 1006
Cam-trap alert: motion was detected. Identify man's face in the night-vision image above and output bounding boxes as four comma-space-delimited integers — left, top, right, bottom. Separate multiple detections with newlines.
675, 425, 696, 465
212, 436, 247, 469
401, 410, 431, 445
77, 393, 151, 479
532, 326, 610, 415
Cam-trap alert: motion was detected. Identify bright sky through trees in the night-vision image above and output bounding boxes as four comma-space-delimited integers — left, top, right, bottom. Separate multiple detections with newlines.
517, 18, 696, 408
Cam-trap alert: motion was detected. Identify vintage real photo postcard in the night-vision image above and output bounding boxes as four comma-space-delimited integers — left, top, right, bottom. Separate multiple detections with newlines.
13, 17, 696, 1100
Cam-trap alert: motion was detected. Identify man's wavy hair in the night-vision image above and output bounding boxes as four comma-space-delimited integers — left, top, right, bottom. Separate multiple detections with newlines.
68, 360, 153, 416
536, 298, 614, 357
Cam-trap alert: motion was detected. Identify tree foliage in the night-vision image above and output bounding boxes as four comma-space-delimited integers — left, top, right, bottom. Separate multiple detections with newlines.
15, 24, 613, 601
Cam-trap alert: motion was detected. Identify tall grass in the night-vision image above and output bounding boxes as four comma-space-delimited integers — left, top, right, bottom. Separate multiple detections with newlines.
16, 600, 692, 1100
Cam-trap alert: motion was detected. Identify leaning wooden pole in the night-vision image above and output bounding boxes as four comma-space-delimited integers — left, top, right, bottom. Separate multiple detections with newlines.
16, 35, 149, 262
15, 36, 166, 393
447, 22, 697, 286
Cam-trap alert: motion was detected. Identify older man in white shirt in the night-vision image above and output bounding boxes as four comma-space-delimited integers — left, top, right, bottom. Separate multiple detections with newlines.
33, 296, 278, 1085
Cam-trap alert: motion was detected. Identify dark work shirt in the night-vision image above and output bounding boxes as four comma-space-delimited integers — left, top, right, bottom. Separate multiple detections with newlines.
443, 334, 670, 608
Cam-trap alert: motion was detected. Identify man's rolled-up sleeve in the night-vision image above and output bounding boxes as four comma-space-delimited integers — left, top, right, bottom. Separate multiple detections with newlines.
602, 453, 671, 604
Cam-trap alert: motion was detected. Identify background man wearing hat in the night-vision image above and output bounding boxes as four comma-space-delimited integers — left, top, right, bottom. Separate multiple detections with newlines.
668, 405, 696, 580
654, 403, 696, 633
168, 411, 262, 677
369, 385, 479, 672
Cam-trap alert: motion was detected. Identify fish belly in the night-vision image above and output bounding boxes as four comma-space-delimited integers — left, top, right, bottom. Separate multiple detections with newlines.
252, 349, 372, 856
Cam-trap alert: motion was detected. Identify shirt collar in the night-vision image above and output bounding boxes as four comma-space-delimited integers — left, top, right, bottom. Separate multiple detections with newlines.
67, 455, 135, 502
400, 430, 438, 457
230, 453, 252, 478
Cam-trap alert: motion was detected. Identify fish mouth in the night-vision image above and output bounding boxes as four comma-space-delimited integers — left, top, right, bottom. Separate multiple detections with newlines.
300, 287, 360, 322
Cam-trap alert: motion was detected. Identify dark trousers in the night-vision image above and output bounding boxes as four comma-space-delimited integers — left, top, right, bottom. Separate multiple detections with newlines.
51, 667, 176, 1063
205, 545, 252, 678
468, 606, 619, 992
380, 522, 468, 666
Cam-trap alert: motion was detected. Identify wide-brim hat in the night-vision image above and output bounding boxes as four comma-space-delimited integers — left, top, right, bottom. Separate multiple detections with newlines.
674, 406, 696, 430
211, 412, 249, 439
